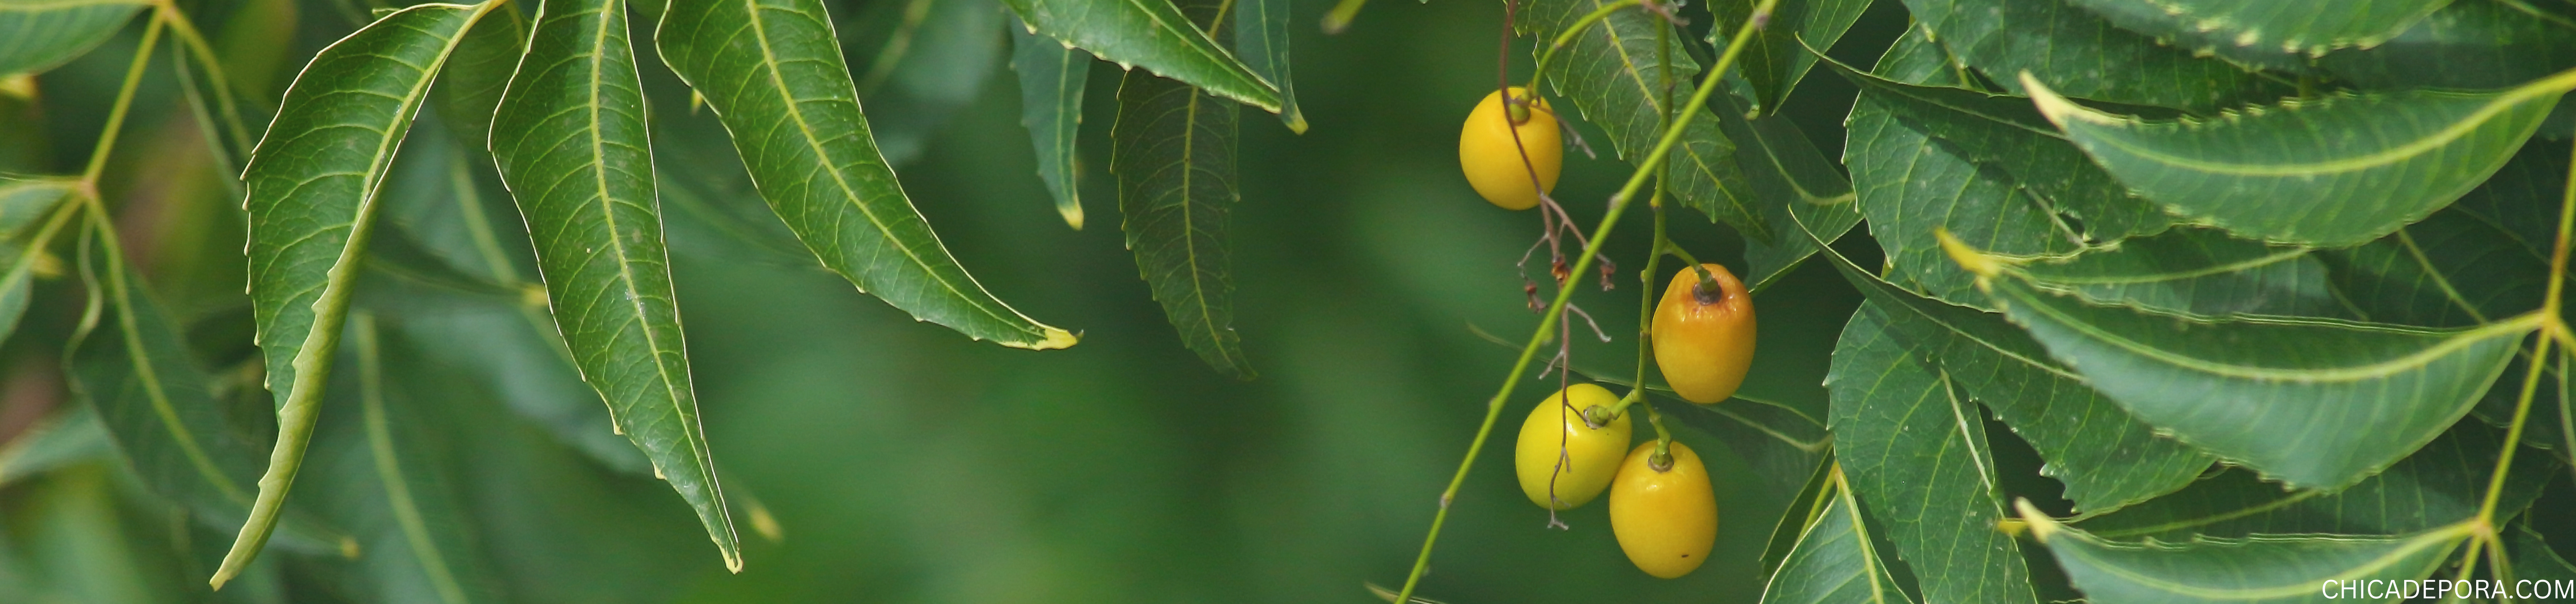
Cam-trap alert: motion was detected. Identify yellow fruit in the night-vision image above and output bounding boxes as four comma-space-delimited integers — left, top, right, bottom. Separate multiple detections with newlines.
1652, 263, 1756, 404
1609, 441, 1717, 579
1513, 383, 1632, 510
1458, 87, 1561, 211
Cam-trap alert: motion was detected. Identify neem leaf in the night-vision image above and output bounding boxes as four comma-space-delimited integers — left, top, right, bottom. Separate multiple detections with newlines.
0, 0, 147, 76
657, 0, 1079, 350
1757, 468, 1917, 604
2025, 73, 2570, 247
2021, 501, 2476, 604
1233, 0, 1303, 132
492, 0, 737, 570
2075, 421, 2557, 540
2319, 0, 2576, 92
1963, 238, 2536, 489
2015, 227, 2343, 319
2060, 0, 2449, 67
1523, 0, 1760, 238
1109, 0, 1251, 379
1899, 0, 2284, 111
996, 0, 1280, 112
234, 2, 503, 586
0, 176, 80, 346
1709, 0, 1870, 114
1011, 20, 1089, 230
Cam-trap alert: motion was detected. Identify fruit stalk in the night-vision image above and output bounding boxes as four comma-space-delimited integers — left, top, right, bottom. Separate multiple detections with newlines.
1390, 0, 1779, 600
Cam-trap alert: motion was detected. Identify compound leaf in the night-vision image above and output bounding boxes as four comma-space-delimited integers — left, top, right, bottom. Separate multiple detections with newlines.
2026, 73, 2570, 247
491, 0, 737, 570
657, 0, 1079, 350
234, 2, 502, 586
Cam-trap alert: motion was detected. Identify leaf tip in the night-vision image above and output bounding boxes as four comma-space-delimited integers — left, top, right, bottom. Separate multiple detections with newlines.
1282, 110, 1309, 135
2011, 498, 2060, 542
1059, 204, 1085, 230
1934, 228, 2008, 279
2018, 73, 2106, 129
1013, 327, 1081, 351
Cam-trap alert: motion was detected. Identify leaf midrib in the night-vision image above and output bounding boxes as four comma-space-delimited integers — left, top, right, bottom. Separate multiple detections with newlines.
2035, 69, 2576, 177
2058, 522, 2473, 599
2000, 281, 2541, 382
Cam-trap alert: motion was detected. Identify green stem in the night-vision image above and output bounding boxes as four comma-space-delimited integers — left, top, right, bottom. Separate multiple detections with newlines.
80, 17, 167, 188
1390, 1, 1778, 601
1319, 0, 1366, 34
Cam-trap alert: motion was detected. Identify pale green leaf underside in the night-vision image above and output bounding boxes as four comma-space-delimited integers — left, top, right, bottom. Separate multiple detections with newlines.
234, 1, 499, 585
2025, 505, 2474, 604
1010, 21, 1089, 230
1900, 0, 2284, 111
2029, 72, 2571, 247
1524, 0, 1760, 238
492, 0, 737, 570
1799, 212, 2209, 515
657, 0, 1077, 350
2061, 0, 2450, 65
0, 0, 147, 76
1111, 64, 1253, 379
1827, 303, 2039, 604
1979, 269, 2531, 489
1758, 473, 1915, 604
996, 0, 1280, 112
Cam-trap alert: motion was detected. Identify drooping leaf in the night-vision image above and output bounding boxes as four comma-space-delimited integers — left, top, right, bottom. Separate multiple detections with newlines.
1232, 0, 1302, 132
0, 176, 80, 346
65, 226, 352, 564
1826, 302, 2039, 604
841, 0, 1005, 165
429, 4, 525, 153
492, 0, 738, 569
1756, 453, 1840, 581
657, 0, 1079, 350
2318, 0, 2576, 92
1708, 0, 1868, 114
1731, 107, 1861, 293
234, 2, 503, 585
2075, 421, 2557, 540
1010, 20, 1089, 230
298, 314, 500, 604
994, 0, 1281, 111
1898, 0, 2284, 111
1110, 0, 1250, 379
1758, 468, 1917, 604
0, 405, 111, 486
0, 0, 148, 76
1522, 0, 1759, 238
2021, 502, 2476, 604
2060, 0, 2448, 69
2025, 73, 2569, 247
1800, 213, 2209, 514
2015, 227, 2343, 318
1962, 242, 2536, 489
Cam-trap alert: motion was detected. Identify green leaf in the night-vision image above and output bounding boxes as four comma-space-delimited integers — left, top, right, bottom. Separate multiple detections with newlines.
0, 0, 147, 76
2020, 503, 2476, 604
843, 0, 1006, 165
66, 225, 352, 563
1846, 94, 2078, 306
2508, 520, 2576, 582
1523, 0, 1759, 238
657, 0, 1080, 350
0, 176, 80, 346
1966, 248, 2537, 489
1802, 215, 2209, 513
1731, 110, 1861, 293
2323, 206, 2548, 328
234, 2, 503, 586
1826, 302, 2039, 604
2318, 0, 2576, 92
2075, 421, 2557, 540
299, 314, 500, 604
1758, 469, 1917, 604
1232, 0, 1301, 132
2059, 0, 2448, 68
994, 0, 1281, 111
1110, 0, 1251, 379
1708, 0, 1869, 113
1870, 23, 1965, 88
1756, 451, 1839, 581
1657, 394, 1830, 498
2015, 227, 2344, 318
2025, 72, 2572, 247
1898, 0, 2285, 111
430, 4, 526, 153
493, 0, 739, 570
1011, 20, 1089, 230
0, 406, 111, 486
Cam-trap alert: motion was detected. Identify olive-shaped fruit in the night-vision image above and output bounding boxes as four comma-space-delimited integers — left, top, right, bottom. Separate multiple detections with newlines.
1651, 263, 1755, 404
1457, 87, 1562, 211
1609, 441, 1717, 579
1513, 383, 1632, 510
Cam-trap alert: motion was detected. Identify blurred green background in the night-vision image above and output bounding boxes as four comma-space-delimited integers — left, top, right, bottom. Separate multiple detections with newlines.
0, 0, 1909, 600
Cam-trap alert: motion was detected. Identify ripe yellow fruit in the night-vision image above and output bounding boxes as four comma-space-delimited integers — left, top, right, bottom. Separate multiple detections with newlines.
1513, 383, 1632, 510
1609, 441, 1717, 579
1652, 264, 1756, 404
1457, 87, 1561, 211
